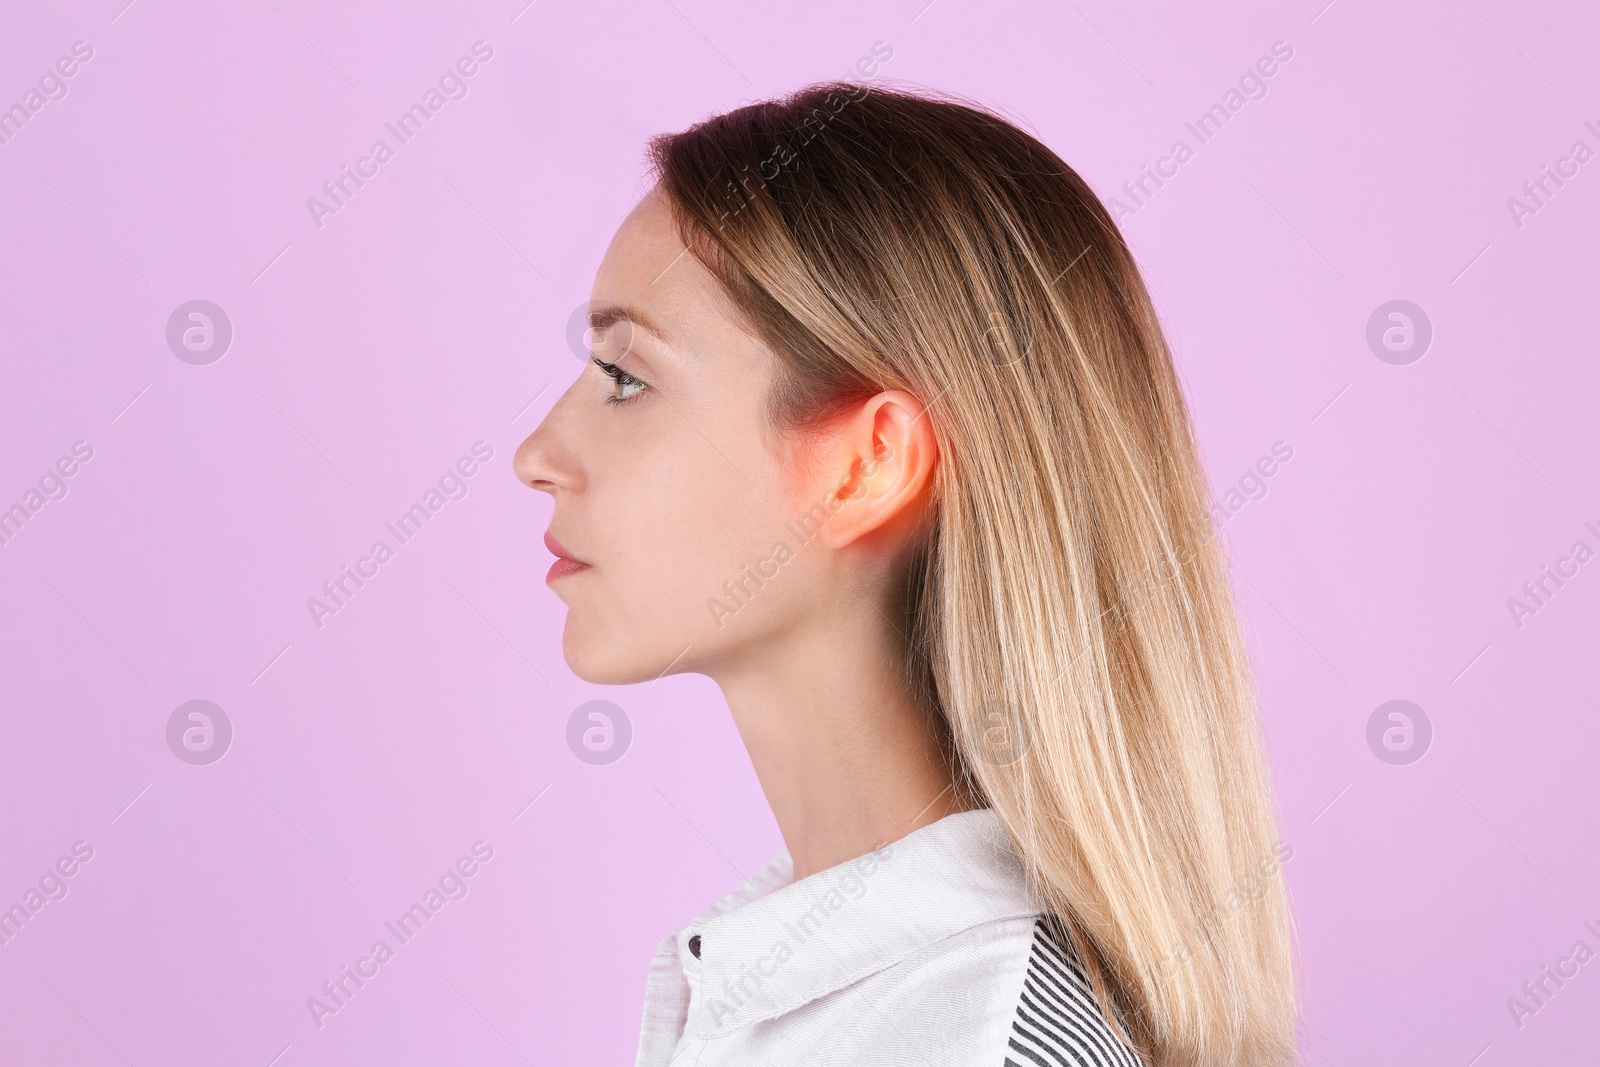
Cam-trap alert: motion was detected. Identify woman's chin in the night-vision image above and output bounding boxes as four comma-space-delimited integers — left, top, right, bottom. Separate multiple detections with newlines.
561, 621, 672, 685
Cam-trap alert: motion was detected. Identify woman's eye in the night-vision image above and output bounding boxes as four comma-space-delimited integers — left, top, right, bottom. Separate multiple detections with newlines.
593, 358, 648, 404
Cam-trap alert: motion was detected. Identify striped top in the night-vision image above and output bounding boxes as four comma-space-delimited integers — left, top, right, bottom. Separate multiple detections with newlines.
1006, 918, 1145, 1067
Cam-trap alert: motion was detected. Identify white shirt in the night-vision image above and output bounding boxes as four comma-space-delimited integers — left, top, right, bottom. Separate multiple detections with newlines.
635, 808, 1146, 1067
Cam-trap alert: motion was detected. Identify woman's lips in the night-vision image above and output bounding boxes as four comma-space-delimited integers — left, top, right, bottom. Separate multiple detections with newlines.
543, 531, 592, 584
547, 558, 590, 582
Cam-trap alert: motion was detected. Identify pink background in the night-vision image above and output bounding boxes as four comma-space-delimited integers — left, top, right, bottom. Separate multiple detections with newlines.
2, 0, 1597, 1063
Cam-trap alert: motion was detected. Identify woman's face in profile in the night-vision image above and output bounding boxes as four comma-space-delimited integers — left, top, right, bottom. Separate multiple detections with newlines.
514, 191, 822, 683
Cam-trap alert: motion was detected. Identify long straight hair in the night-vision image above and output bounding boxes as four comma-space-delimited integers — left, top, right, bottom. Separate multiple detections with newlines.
648, 82, 1297, 1067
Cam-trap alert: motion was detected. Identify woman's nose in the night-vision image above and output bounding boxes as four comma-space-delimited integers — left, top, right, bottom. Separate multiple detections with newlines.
514, 380, 584, 495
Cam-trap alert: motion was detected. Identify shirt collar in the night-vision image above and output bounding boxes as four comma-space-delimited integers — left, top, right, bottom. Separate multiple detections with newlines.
673, 807, 1039, 1039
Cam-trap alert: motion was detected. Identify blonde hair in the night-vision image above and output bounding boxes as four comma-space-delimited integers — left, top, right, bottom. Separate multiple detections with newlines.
648, 82, 1297, 1067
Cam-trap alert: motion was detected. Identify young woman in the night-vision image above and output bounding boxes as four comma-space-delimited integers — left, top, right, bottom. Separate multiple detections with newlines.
516, 83, 1297, 1067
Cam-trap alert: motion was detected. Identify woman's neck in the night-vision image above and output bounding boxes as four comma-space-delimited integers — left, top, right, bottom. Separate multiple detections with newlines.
711, 605, 976, 882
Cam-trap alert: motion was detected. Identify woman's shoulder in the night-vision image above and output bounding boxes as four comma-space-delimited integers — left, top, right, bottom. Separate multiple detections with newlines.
836, 912, 1146, 1067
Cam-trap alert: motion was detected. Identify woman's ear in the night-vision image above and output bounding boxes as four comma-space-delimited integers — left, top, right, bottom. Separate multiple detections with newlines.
812, 390, 939, 550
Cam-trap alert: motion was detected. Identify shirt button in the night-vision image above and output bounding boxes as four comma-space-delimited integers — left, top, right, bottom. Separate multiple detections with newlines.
688, 934, 702, 959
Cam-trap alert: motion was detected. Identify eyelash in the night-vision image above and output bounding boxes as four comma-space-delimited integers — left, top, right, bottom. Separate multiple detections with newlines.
592, 358, 649, 405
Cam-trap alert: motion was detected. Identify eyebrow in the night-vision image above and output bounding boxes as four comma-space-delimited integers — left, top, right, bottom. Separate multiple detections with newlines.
588, 304, 673, 347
